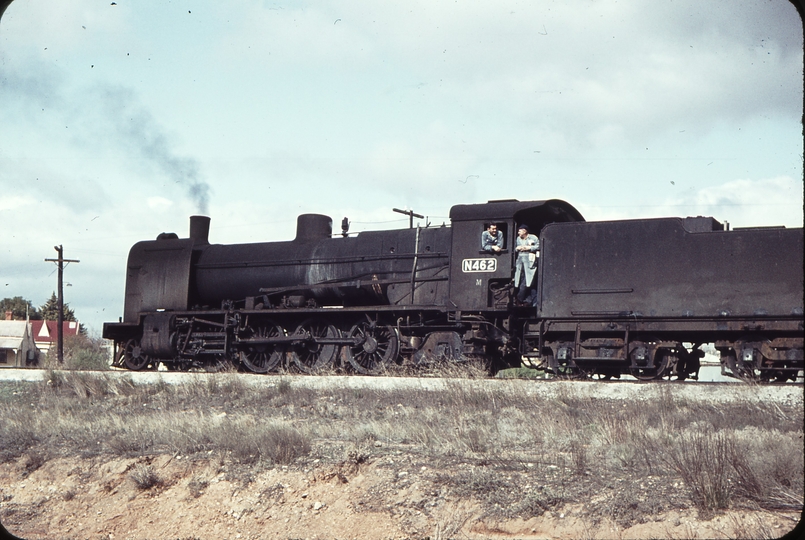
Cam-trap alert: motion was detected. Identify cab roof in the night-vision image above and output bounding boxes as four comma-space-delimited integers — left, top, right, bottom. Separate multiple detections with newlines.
449, 199, 585, 223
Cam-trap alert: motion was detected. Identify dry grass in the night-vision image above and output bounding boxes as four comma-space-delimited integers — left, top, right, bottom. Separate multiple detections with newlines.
130, 464, 162, 490
41, 334, 111, 371
0, 373, 801, 528
664, 430, 733, 512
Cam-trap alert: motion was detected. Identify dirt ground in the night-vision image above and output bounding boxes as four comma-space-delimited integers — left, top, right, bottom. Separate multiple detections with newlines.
1, 452, 801, 540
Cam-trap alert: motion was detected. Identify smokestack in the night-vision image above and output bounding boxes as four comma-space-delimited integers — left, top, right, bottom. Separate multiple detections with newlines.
4, 311, 12, 321
189, 215, 211, 244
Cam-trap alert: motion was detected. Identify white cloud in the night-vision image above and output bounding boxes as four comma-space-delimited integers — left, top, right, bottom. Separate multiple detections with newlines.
680, 175, 804, 228
0, 195, 35, 211
579, 175, 804, 228
147, 196, 173, 211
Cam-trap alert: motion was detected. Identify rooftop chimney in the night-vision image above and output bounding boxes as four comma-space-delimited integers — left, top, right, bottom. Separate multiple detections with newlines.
4, 310, 12, 321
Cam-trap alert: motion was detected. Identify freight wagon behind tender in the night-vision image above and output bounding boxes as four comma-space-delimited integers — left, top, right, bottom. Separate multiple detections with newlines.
103, 199, 804, 381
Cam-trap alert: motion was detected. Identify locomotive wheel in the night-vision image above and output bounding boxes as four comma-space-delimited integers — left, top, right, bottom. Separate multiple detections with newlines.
344, 322, 400, 375
122, 339, 152, 371
239, 319, 285, 373
290, 319, 340, 374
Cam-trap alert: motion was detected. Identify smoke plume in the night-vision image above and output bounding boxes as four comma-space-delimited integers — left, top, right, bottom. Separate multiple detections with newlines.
96, 86, 211, 214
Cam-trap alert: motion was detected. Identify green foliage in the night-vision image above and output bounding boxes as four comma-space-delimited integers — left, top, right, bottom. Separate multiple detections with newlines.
495, 367, 546, 379
39, 291, 77, 322
0, 296, 42, 320
44, 334, 110, 370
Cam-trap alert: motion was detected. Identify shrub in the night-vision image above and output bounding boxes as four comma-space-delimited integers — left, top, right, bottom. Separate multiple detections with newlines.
210, 419, 311, 465
275, 377, 292, 395
261, 424, 311, 464
665, 429, 733, 512
729, 427, 804, 509
43, 334, 111, 370
187, 476, 209, 499
0, 410, 39, 462
130, 464, 161, 490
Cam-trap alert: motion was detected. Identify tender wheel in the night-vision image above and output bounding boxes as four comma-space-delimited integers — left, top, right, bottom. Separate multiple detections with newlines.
239, 319, 285, 373
548, 358, 580, 378
721, 347, 756, 380
629, 347, 670, 380
344, 322, 399, 374
122, 339, 152, 371
290, 319, 340, 374
584, 370, 616, 381
574, 360, 618, 380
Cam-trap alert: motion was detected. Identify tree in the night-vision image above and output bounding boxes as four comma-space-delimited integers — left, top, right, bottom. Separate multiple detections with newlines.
0, 296, 43, 320
40, 292, 77, 322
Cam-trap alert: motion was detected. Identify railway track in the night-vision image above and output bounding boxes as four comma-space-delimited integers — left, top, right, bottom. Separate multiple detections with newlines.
0, 368, 801, 406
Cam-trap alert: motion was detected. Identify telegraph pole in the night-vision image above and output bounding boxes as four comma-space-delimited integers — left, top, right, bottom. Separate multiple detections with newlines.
392, 208, 425, 229
44, 245, 80, 363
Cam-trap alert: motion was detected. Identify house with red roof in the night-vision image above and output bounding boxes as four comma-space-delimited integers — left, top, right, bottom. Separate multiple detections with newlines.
30, 320, 82, 354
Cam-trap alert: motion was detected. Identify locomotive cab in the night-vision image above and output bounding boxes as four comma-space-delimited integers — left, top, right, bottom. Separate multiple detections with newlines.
447, 199, 584, 312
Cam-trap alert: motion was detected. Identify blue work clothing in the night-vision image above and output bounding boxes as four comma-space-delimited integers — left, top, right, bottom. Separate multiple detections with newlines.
481, 230, 504, 252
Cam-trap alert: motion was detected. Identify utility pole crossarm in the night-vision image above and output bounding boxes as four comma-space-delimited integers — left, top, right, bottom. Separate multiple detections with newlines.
393, 208, 425, 229
44, 245, 80, 364
43, 258, 81, 263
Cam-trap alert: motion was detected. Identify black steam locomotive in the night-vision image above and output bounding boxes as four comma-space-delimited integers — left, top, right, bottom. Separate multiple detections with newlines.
102, 199, 804, 381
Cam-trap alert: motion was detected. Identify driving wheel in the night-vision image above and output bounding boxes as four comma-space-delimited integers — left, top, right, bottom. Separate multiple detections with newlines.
344, 321, 399, 374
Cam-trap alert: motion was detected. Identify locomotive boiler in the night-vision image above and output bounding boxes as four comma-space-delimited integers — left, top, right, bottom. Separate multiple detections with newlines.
103, 199, 804, 381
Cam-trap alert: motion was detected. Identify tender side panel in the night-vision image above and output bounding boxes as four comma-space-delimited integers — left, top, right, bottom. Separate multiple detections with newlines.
538, 219, 803, 319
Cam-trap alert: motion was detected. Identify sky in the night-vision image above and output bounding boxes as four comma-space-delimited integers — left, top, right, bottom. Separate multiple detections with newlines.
1, 0, 802, 336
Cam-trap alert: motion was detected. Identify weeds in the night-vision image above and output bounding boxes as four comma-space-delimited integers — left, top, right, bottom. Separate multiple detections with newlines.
275, 377, 292, 395
130, 464, 161, 490
728, 428, 805, 509
0, 372, 801, 526
212, 420, 310, 465
568, 438, 586, 475
448, 467, 563, 519
422, 357, 491, 379
22, 450, 48, 474
42, 334, 110, 370
187, 476, 208, 498
0, 409, 39, 463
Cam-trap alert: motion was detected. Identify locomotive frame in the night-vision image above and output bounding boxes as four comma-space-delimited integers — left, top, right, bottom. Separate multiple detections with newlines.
103, 199, 804, 381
